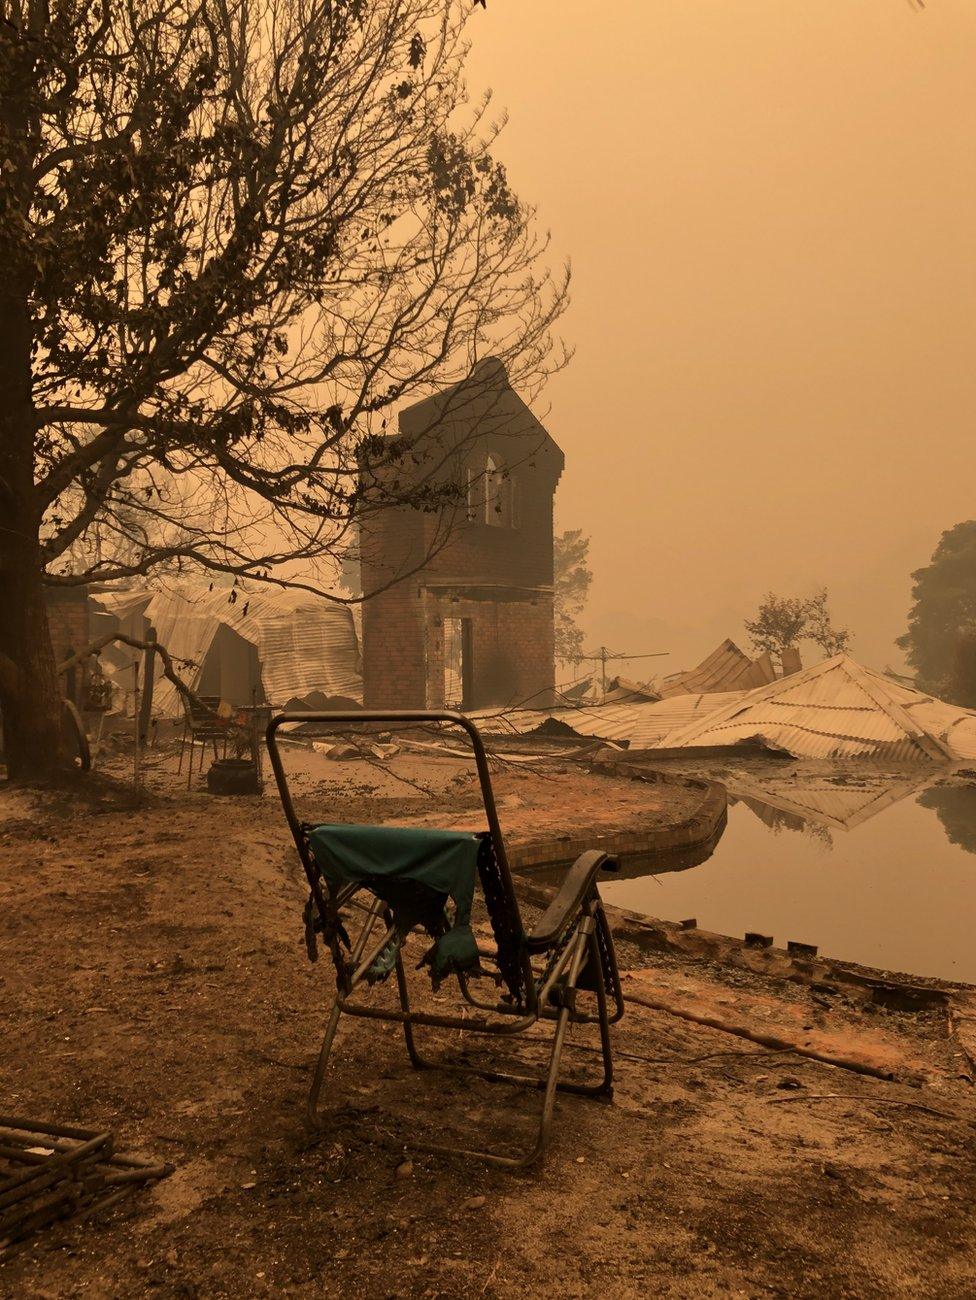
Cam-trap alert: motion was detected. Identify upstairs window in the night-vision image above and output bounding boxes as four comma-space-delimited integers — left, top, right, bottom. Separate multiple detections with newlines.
465, 454, 520, 528
484, 456, 502, 526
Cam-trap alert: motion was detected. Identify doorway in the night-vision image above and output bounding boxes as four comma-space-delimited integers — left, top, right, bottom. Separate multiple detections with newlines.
443, 617, 473, 709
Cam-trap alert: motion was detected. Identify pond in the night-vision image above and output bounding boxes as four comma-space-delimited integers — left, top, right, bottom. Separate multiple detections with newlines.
599, 772, 976, 986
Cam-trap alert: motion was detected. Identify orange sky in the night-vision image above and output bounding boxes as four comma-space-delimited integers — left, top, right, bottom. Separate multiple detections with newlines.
465, 0, 976, 673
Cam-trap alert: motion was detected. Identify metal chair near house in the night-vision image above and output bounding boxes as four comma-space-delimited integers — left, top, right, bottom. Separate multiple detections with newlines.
177, 695, 229, 787
266, 710, 624, 1169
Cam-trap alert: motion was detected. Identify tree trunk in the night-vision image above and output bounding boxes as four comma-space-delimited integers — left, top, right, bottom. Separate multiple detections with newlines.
0, 282, 64, 779
0, 532, 65, 783
0, 23, 66, 781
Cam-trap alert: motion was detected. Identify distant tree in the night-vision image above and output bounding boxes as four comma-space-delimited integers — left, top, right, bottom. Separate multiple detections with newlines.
553, 529, 591, 667
803, 588, 852, 657
897, 522, 976, 705
744, 588, 850, 671
948, 629, 976, 709
744, 594, 807, 668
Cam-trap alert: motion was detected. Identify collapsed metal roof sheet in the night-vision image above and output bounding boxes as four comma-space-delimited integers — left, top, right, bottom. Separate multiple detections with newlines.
603, 676, 661, 704
474, 691, 745, 749
92, 583, 362, 715
475, 701, 640, 745
627, 692, 747, 747
477, 657, 976, 763
657, 655, 976, 763
658, 638, 777, 698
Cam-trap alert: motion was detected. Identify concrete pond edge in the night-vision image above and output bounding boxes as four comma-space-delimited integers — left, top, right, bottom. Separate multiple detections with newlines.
505, 763, 728, 874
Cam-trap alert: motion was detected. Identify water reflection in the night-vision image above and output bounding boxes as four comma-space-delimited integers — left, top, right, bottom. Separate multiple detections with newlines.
725, 770, 933, 834
733, 796, 834, 848
598, 766, 976, 983
729, 769, 976, 857
612, 810, 728, 881
917, 784, 976, 855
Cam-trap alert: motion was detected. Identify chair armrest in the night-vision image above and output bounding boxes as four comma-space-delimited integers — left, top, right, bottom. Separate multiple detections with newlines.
525, 850, 617, 953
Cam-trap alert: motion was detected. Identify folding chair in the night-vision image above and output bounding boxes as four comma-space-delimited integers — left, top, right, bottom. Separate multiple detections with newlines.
177, 695, 229, 788
266, 710, 625, 1169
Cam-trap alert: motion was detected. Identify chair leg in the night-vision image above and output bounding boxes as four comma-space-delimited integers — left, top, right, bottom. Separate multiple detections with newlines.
306, 899, 384, 1128
519, 921, 591, 1168
90, 713, 106, 771
586, 925, 615, 1098
304, 916, 616, 1169
394, 950, 426, 1071
527, 928, 614, 1101
177, 720, 187, 775
306, 999, 343, 1127
531, 1002, 573, 1165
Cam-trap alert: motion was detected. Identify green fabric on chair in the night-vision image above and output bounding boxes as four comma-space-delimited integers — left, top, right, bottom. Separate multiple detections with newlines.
307, 824, 483, 984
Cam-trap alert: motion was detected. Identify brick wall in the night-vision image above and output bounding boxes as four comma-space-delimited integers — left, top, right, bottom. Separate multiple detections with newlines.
363, 554, 557, 712
360, 499, 427, 708
420, 592, 555, 709
493, 597, 555, 708
361, 584, 427, 708
43, 588, 91, 706
418, 477, 555, 589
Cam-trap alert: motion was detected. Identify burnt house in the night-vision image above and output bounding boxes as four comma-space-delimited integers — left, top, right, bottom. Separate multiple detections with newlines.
359, 359, 564, 710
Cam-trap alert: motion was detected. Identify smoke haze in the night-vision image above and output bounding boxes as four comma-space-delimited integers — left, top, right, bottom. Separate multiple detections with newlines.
466, 0, 976, 672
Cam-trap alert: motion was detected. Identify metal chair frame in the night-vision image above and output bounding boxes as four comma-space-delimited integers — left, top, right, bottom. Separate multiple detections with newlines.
177, 694, 229, 788
266, 710, 625, 1169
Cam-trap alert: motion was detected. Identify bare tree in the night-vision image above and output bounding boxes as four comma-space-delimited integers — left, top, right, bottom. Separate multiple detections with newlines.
0, 0, 568, 778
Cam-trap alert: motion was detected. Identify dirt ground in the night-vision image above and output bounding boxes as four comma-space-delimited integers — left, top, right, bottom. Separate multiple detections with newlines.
2, 743, 976, 1298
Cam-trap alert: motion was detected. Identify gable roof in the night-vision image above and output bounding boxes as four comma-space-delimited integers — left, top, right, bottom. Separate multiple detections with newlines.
397, 357, 564, 482
658, 654, 976, 762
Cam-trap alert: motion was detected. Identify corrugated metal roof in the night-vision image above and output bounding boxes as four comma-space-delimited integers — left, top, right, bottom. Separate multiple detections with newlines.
93, 583, 362, 715
603, 676, 661, 704
627, 692, 746, 746
901, 698, 976, 760
658, 639, 777, 697
658, 655, 976, 762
